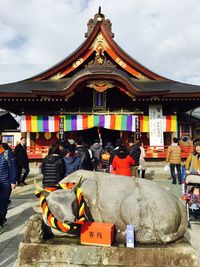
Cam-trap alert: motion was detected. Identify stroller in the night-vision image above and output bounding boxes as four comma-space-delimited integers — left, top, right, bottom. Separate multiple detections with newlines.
182, 174, 200, 227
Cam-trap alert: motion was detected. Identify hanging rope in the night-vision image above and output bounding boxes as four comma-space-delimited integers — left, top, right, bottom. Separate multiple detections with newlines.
35, 181, 86, 234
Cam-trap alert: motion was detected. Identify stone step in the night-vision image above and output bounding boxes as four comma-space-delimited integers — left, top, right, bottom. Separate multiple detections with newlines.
18, 238, 197, 267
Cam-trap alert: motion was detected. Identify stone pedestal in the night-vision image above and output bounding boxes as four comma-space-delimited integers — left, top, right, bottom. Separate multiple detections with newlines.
18, 237, 197, 267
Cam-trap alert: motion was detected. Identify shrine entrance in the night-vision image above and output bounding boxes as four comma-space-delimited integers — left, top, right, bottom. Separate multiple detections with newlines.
76, 127, 121, 148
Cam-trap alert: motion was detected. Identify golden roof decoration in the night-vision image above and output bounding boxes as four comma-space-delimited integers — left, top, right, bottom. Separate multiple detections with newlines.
138, 73, 149, 80
49, 72, 63, 80
87, 80, 114, 92
72, 58, 84, 68
90, 33, 110, 52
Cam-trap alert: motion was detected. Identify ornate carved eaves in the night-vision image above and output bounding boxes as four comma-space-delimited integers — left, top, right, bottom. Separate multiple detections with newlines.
85, 58, 116, 69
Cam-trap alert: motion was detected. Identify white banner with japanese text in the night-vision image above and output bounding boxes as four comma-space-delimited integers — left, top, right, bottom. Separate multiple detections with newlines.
149, 105, 164, 147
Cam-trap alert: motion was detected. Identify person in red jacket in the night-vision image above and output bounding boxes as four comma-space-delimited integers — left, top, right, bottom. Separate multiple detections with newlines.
112, 145, 135, 176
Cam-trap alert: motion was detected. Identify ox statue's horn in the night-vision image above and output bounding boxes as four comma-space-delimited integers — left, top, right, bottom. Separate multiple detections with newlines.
34, 178, 43, 191
73, 175, 83, 191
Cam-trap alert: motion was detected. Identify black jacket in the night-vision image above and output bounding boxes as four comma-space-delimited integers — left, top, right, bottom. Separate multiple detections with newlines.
14, 143, 29, 167
76, 146, 93, 170
42, 154, 66, 187
129, 144, 141, 166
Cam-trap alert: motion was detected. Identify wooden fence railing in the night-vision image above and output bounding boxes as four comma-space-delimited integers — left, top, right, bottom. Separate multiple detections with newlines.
26, 146, 49, 159
24, 145, 193, 160
144, 146, 193, 159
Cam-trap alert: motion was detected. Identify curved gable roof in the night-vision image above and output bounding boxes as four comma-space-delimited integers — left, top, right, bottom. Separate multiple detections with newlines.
0, 10, 200, 100
27, 11, 168, 82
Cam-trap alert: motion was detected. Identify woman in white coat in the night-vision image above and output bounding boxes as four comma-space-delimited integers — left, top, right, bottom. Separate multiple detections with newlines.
138, 141, 146, 178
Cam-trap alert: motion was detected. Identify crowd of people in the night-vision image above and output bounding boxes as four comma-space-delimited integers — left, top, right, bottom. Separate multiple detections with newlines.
41, 137, 145, 188
1, 134, 200, 235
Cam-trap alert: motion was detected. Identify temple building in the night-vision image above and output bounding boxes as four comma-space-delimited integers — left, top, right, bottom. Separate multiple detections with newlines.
0, 9, 200, 149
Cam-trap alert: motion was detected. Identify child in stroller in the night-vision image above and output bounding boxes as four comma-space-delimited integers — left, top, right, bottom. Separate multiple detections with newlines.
183, 139, 200, 224
182, 174, 200, 224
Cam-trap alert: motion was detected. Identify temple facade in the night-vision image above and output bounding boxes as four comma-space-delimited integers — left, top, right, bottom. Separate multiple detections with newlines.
0, 10, 200, 149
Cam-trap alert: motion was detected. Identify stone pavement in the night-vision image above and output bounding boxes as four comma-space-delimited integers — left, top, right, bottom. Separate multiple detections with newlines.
0, 166, 200, 267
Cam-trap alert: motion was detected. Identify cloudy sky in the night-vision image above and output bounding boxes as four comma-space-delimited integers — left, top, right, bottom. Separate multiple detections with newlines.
0, 0, 200, 85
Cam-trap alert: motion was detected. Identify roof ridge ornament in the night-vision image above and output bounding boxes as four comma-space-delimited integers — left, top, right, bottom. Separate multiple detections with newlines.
98, 6, 101, 15
85, 9, 114, 38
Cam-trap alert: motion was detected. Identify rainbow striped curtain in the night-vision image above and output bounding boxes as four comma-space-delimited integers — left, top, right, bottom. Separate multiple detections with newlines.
139, 115, 177, 132
21, 114, 177, 133
21, 115, 137, 132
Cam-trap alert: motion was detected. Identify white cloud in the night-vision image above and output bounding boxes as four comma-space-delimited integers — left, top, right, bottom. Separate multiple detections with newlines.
0, 0, 200, 84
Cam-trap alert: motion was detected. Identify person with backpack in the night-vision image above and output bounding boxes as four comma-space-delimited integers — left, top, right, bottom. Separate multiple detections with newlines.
0, 141, 17, 234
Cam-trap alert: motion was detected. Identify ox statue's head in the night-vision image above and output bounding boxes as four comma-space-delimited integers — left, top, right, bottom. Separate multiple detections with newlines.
46, 188, 78, 223
45, 178, 83, 223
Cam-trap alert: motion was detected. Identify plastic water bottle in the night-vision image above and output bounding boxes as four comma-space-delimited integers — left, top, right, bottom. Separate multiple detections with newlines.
182, 182, 185, 195
126, 224, 134, 248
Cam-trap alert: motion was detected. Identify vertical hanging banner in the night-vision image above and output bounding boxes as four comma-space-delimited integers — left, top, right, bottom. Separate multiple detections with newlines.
149, 105, 164, 147
59, 117, 65, 141
96, 92, 104, 107
135, 117, 140, 140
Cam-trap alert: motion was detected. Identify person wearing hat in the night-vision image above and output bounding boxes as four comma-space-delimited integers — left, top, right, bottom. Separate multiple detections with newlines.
185, 140, 200, 174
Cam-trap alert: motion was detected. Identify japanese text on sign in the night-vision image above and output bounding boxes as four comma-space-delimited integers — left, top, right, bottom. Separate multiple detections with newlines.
149, 105, 164, 146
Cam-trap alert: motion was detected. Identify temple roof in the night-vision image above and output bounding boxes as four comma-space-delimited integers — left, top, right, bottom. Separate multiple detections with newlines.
0, 67, 200, 97
0, 9, 200, 99
0, 75, 199, 96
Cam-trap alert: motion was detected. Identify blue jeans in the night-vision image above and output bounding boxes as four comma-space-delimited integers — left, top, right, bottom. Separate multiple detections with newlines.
0, 181, 11, 225
170, 164, 181, 183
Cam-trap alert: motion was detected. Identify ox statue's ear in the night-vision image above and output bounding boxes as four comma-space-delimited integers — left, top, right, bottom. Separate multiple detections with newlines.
72, 176, 83, 192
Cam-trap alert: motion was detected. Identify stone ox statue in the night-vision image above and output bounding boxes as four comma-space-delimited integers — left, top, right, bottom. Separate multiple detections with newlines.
43, 170, 187, 244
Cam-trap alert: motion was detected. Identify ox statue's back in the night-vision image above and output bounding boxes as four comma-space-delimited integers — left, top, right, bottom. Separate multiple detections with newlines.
44, 170, 187, 244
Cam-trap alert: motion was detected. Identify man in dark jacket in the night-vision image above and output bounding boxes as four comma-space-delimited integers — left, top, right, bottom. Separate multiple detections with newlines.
127, 137, 141, 177
76, 137, 93, 170
0, 141, 17, 234
14, 137, 30, 186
